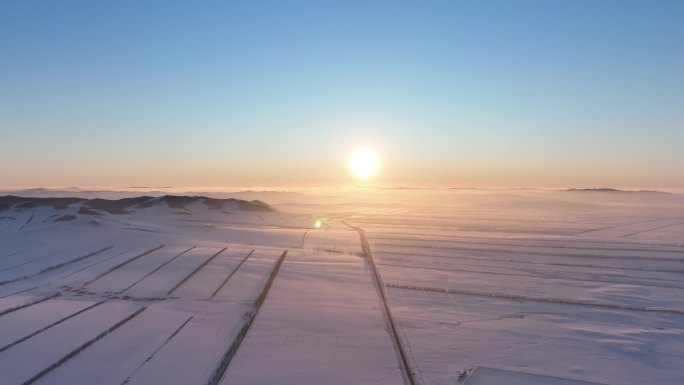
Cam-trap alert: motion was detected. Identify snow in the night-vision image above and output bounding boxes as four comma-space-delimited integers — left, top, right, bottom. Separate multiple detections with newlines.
0, 301, 141, 384
220, 250, 405, 385
1, 189, 684, 384
464, 367, 605, 385
0, 298, 96, 349
33, 304, 192, 385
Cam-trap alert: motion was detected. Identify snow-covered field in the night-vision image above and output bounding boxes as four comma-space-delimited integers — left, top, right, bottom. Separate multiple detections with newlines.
1, 189, 684, 385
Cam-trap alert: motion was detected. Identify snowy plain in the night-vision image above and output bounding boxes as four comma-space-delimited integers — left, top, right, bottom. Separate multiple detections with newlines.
1, 188, 683, 385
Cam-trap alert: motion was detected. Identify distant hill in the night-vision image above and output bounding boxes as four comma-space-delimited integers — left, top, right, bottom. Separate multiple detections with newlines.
0, 195, 273, 215
563, 188, 672, 194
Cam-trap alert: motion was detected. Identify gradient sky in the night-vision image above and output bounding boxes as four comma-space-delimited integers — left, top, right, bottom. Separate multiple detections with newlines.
1, 1, 682, 189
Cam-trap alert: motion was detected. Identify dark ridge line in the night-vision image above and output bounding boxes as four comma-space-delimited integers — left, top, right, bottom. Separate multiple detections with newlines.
207, 249, 288, 385
23, 306, 147, 385
119, 247, 195, 293
61, 246, 138, 279
343, 221, 417, 385
83, 245, 164, 286
373, 241, 684, 262
370, 234, 684, 254
0, 286, 38, 299
0, 293, 61, 317
376, 251, 684, 276
120, 315, 194, 385
167, 247, 227, 295
211, 249, 255, 299
0, 301, 105, 353
387, 283, 684, 315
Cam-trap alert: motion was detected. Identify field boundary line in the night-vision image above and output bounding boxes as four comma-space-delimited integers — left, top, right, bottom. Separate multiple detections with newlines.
83, 245, 164, 286
0, 286, 38, 299
23, 306, 147, 385
375, 261, 684, 290
371, 234, 684, 254
120, 315, 194, 385
120, 247, 195, 293
374, 241, 684, 262
167, 247, 227, 295
207, 249, 288, 385
0, 249, 28, 259
0, 293, 61, 317
0, 301, 105, 353
210, 249, 255, 298
61, 246, 136, 279
387, 283, 684, 315
377, 251, 684, 276
0, 246, 114, 286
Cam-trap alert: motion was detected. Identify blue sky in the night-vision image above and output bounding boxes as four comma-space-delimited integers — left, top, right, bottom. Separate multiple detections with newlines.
1, 1, 682, 188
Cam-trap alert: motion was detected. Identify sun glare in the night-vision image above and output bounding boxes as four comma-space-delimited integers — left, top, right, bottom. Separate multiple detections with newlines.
348, 147, 380, 179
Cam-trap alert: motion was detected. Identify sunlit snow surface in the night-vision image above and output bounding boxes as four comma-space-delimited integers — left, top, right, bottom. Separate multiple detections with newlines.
1, 189, 684, 385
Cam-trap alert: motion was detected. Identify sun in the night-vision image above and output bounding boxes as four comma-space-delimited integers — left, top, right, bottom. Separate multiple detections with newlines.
348, 146, 381, 179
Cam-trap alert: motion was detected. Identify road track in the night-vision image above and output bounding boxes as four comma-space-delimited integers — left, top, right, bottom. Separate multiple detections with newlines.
343, 221, 418, 385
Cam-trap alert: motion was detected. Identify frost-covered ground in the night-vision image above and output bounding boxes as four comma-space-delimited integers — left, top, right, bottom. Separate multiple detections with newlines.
1, 189, 683, 385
